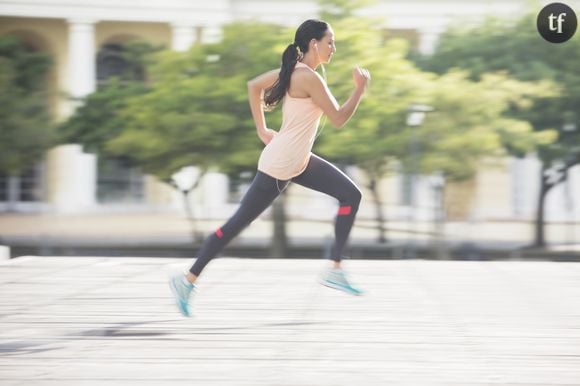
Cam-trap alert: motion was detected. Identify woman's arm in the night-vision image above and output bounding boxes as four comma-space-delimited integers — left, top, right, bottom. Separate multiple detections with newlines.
304, 67, 370, 129
247, 69, 280, 145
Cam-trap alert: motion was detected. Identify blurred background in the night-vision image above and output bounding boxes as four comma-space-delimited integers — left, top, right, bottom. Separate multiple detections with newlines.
0, 0, 579, 260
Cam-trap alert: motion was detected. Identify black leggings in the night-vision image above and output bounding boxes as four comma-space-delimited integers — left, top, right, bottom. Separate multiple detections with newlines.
189, 154, 362, 276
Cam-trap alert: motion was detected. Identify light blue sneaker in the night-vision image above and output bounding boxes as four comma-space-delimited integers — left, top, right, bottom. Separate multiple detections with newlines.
169, 273, 196, 317
319, 268, 364, 296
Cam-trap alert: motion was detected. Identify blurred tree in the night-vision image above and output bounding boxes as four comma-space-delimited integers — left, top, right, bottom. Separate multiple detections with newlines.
414, 71, 556, 179
59, 79, 148, 155
415, 13, 578, 247
0, 36, 53, 176
108, 24, 284, 179
317, 1, 556, 245
106, 22, 290, 254
411, 70, 555, 249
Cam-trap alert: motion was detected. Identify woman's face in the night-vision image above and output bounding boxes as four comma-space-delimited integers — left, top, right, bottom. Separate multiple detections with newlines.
315, 28, 336, 64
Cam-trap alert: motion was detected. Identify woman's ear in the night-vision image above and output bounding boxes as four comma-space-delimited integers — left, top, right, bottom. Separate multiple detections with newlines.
310, 39, 318, 49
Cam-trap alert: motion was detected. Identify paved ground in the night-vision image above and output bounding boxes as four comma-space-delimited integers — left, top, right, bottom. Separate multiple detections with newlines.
1, 256, 580, 385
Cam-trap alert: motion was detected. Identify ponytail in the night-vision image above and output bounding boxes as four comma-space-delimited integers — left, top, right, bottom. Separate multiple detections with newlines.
263, 43, 300, 109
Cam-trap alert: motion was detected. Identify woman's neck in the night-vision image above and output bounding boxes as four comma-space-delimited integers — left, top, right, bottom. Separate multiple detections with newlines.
300, 54, 320, 71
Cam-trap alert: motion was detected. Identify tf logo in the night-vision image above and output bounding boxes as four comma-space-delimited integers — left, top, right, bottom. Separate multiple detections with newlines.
537, 3, 577, 43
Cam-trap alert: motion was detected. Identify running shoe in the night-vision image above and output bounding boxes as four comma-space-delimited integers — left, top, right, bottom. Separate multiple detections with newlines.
169, 273, 196, 317
319, 268, 364, 296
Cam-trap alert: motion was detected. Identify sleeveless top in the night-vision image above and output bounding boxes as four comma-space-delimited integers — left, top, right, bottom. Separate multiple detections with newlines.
257, 62, 324, 180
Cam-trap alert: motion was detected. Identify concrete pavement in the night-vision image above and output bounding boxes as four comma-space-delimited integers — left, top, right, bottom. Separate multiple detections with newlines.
1, 256, 579, 385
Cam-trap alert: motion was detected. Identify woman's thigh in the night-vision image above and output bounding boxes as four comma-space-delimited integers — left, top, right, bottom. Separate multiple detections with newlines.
291, 154, 359, 200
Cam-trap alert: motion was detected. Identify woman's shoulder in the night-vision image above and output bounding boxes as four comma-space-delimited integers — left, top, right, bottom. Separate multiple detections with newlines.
293, 64, 324, 83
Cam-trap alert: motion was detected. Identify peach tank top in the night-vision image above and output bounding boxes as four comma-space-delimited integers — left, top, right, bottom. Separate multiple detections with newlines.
257, 62, 324, 180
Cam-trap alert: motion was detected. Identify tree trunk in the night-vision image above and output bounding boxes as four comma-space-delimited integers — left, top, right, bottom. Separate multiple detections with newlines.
368, 178, 387, 243
271, 192, 288, 258
533, 166, 551, 248
532, 158, 580, 248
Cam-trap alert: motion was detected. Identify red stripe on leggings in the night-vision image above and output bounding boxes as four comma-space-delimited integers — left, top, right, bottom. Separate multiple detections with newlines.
215, 228, 224, 238
337, 206, 352, 216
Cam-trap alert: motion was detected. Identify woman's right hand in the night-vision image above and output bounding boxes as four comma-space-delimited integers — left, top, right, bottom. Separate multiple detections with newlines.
257, 128, 277, 145
353, 67, 371, 90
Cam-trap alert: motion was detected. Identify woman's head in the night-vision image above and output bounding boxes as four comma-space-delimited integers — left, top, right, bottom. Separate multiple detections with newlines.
293, 19, 335, 64
264, 19, 334, 108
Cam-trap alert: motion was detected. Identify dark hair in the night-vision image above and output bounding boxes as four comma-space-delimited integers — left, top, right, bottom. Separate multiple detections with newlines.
263, 19, 329, 109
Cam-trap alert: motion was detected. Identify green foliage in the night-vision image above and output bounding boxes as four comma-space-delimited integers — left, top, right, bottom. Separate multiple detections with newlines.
0, 36, 52, 91
0, 36, 54, 175
416, 71, 557, 180
416, 13, 579, 164
316, 1, 551, 183
58, 79, 148, 155
106, 22, 290, 180
410, 10, 577, 246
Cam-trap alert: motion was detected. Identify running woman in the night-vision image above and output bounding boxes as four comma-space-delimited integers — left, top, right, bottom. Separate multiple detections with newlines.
170, 19, 371, 317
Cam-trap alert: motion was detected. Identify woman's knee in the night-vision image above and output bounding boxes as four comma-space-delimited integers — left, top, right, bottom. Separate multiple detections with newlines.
343, 186, 362, 209
352, 187, 363, 207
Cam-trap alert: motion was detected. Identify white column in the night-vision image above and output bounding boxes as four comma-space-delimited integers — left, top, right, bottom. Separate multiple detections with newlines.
0, 246, 10, 260
46, 144, 97, 214
67, 19, 96, 100
171, 22, 198, 52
